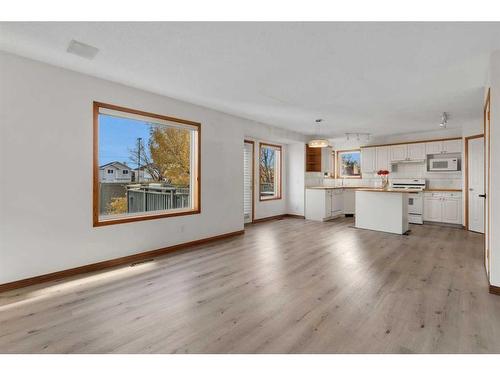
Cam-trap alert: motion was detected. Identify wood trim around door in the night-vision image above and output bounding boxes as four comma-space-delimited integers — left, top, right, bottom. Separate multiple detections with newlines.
464, 134, 484, 231
484, 88, 491, 278
244, 140, 255, 223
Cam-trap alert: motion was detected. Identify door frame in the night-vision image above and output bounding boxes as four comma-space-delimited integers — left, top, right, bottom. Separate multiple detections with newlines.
244, 140, 255, 223
464, 133, 485, 231
484, 88, 491, 276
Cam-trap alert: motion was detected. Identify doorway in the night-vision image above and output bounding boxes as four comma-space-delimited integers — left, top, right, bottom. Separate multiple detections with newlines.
465, 135, 485, 233
244, 140, 255, 224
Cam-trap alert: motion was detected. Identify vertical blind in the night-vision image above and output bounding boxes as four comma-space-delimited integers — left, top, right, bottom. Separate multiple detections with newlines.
243, 143, 253, 223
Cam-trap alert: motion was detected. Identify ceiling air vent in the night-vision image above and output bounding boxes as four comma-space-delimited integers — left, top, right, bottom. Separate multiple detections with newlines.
66, 40, 99, 60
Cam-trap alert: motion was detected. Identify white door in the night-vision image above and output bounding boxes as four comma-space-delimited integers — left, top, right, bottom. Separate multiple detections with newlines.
243, 141, 254, 223
468, 137, 485, 233
390, 145, 408, 161
442, 197, 461, 224
407, 143, 426, 160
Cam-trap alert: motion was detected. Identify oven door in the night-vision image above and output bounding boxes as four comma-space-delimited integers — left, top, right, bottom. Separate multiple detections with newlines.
408, 194, 422, 214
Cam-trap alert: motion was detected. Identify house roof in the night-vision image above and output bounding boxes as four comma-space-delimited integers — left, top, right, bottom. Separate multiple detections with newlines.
99, 161, 131, 170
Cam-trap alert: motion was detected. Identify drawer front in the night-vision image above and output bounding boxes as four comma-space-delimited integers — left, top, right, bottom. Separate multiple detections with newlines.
425, 192, 444, 198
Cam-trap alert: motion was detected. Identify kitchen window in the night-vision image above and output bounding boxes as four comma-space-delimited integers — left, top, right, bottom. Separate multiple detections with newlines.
93, 102, 201, 226
336, 150, 361, 178
259, 143, 282, 200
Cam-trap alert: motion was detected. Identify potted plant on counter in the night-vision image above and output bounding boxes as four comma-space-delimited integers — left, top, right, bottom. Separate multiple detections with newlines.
377, 169, 390, 189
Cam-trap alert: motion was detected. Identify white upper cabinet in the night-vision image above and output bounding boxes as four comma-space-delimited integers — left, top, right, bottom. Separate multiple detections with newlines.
375, 146, 390, 171
425, 139, 462, 155
407, 143, 426, 160
442, 139, 462, 154
425, 141, 442, 155
361, 147, 376, 173
390, 145, 408, 162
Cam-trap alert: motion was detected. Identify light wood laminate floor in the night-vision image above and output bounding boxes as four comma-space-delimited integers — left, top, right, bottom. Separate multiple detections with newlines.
1, 217, 499, 353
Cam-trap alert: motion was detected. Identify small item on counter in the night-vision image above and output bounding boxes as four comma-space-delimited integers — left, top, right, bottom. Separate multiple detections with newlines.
377, 169, 390, 189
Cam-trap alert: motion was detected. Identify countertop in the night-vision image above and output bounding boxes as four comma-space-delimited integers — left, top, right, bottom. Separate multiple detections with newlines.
307, 186, 462, 192
424, 188, 462, 192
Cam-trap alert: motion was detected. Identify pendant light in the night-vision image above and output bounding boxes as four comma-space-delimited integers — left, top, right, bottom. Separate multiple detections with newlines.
308, 119, 329, 148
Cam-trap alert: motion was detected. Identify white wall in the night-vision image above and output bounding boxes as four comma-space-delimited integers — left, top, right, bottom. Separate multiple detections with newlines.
489, 50, 500, 286
0, 52, 305, 284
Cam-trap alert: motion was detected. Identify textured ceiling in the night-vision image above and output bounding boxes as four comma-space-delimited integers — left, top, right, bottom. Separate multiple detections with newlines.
1, 22, 498, 137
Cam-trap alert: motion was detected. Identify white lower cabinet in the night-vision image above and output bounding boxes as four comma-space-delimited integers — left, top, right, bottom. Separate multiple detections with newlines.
332, 189, 344, 216
423, 192, 462, 224
423, 195, 442, 222
305, 188, 347, 221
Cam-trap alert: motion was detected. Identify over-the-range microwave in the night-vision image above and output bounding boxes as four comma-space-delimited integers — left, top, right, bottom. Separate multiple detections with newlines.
429, 158, 459, 171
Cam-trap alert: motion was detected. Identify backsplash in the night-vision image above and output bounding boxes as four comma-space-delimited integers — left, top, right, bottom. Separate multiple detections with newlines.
305, 161, 462, 190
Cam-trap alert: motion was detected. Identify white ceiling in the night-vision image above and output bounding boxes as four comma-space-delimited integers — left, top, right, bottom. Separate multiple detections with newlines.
1, 22, 498, 137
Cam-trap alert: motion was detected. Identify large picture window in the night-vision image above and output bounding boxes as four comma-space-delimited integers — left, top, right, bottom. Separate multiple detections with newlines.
259, 143, 282, 200
336, 149, 361, 178
93, 102, 200, 226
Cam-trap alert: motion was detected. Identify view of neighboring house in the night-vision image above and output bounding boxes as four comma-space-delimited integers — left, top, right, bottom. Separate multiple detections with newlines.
99, 161, 132, 183
136, 164, 155, 182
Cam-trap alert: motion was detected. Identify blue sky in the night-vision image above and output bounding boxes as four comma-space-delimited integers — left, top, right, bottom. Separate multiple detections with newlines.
99, 114, 152, 167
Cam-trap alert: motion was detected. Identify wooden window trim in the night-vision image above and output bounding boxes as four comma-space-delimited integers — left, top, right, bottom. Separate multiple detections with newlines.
93, 101, 201, 227
336, 149, 362, 179
259, 142, 282, 201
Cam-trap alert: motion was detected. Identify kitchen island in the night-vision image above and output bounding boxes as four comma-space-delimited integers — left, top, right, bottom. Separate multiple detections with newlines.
355, 189, 409, 234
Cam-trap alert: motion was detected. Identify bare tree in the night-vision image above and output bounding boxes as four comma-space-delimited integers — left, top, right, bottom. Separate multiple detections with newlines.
260, 148, 275, 187
128, 137, 163, 182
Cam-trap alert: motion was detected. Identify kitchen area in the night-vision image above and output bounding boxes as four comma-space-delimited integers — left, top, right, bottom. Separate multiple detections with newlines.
305, 137, 464, 234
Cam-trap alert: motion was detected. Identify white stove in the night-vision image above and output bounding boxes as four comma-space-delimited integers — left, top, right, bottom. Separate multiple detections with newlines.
390, 179, 426, 224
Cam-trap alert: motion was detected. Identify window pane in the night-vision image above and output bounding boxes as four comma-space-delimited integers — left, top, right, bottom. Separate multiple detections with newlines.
338, 151, 361, 177
259, 144, 281, 200
97, 109, 197, 221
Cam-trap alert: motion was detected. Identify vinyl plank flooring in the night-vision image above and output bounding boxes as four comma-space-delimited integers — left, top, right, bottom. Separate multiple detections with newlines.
0, 217, 499, 353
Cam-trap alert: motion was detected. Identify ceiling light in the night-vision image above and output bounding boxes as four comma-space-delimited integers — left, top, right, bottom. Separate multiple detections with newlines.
308, 119, 329, 148
439, 112, 448, 128
345, 133, 370, 143
67, 40, 99, 60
